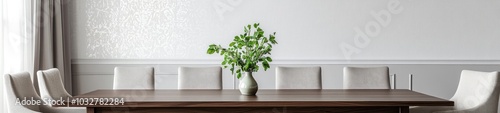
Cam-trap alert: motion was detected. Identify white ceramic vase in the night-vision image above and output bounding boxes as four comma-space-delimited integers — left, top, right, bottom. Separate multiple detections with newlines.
239, 72, 258, 96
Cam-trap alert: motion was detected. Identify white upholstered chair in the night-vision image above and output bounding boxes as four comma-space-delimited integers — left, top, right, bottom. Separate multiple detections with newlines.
113, 67, 154, 89
343, 66, 390, 89
275, 66, 322, 89
4, 72, 42, 113
178, 67, 222, 89
410, 70, 500, 113
5, 72, 85, 113
37, 68, 85, 113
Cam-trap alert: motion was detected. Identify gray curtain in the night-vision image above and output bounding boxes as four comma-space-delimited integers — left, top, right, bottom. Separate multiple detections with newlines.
33, 0, 72, 94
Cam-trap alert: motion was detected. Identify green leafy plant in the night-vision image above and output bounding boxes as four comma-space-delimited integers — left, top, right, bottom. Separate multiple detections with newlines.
207, 23, 278, 79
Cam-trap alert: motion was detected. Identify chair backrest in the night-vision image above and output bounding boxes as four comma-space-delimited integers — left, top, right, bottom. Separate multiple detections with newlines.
276, 66, 322, 89
343, 66, 390, 89
449, 70, 500, 112
113, 67, 154, 89
4, 72, 41, 112
178, 67, 222, 89
37, 68, 72, 101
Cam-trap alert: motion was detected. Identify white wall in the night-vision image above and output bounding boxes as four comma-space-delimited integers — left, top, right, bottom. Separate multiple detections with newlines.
67, 0, 500, 60
65, 0, 500, 100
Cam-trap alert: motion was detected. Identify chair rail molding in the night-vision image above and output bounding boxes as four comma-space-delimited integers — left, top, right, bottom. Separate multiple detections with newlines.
72, 59, 500, 65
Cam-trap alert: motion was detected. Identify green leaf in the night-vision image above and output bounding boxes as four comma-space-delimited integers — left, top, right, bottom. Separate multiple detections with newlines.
244, 63, 250, 71
270, 35, 278, 44
253, 32, 259, 37
207, 48, 215, 54
245, 36, 250, 41
262, 61, 270, 71
248, 41, 255, 46
220, 50, 226, 55
229, 42, 236, 47
267, 43, 272, 48
236, 69, 242, 79
238, 43, 243, 48
266, 57, 273, 62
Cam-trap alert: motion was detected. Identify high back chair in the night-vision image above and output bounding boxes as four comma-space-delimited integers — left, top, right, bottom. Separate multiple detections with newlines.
343, 66, 390, 89
113, 67, 155, 89
410, 70, 500, 113
275, 66, 322, 89
178, 67, 222, 89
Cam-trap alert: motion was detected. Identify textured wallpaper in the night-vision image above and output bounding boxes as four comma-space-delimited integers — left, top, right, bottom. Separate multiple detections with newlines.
85, 0, 216, 59
75, 0, 500, 60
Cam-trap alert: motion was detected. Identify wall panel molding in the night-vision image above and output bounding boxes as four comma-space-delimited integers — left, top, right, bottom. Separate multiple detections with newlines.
72, 59, 500, 65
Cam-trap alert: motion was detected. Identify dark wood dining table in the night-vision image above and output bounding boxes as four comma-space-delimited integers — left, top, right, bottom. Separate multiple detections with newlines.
55, 89, 453, 113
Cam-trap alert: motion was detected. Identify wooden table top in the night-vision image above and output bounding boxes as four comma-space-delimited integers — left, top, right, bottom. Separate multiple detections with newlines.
61, 89, 453, 107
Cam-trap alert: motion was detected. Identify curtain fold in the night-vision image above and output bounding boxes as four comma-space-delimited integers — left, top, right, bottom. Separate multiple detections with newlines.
33, 0, 72, 94
2, 0, 34, 112
1, 0, 4, 112
1, 29, 5, 113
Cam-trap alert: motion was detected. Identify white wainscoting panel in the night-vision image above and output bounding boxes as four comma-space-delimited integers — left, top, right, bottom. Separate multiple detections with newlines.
72, 59, 500, 100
